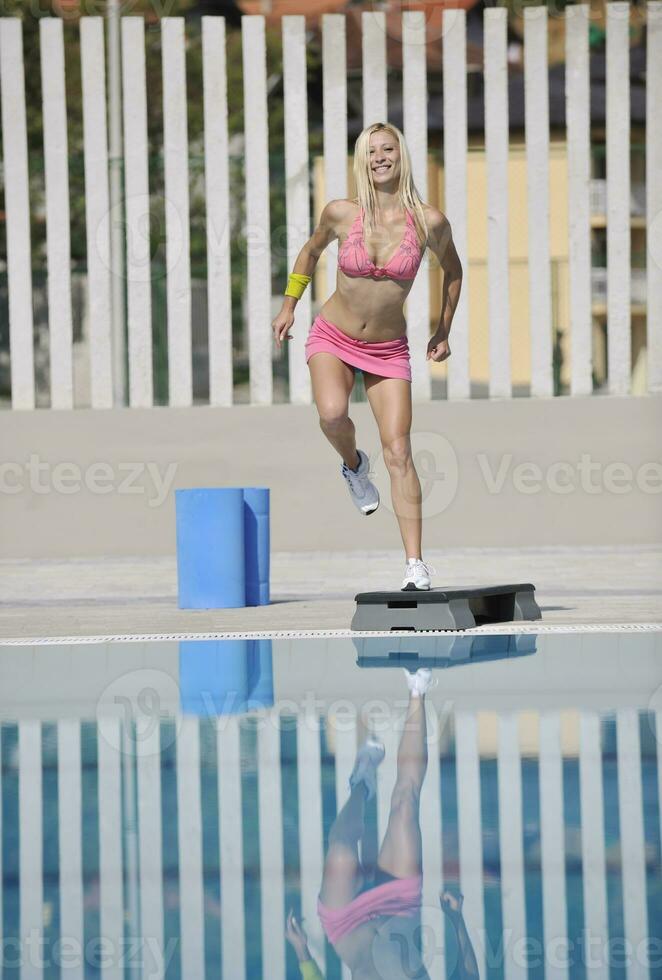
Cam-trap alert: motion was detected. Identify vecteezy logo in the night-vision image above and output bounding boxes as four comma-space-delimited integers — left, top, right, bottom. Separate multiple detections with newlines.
370, 908, 458, 978
95, 192, 184, 282
96, 668, 181, 757
364, 1, 462, 46
372, 430, 459, 519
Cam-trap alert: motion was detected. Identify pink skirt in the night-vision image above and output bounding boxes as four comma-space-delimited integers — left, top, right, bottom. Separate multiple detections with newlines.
305, 313, 412, 382
317, 873, 423, 945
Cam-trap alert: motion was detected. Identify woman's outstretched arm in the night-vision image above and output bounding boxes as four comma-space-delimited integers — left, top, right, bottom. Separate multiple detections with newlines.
440, 890, 480, 980
272, 199, 345, 352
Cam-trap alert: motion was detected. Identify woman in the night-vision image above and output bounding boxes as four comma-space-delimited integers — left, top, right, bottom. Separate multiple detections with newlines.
284, 667, 481, 979
271, 122, 463, 592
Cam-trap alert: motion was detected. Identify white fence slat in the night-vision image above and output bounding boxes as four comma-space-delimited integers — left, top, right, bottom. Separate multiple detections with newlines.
80, 17, 114, 409
40, 18, 74, 410
0, 19, 35, 410
646, 2, 662, 394
242, 15, 272, 406
107, 2, 124, 409
497, 712, 526, 980
162, 18, 193, 408
578, 712, 609, 980
202, 16, 233, 408
538, 712, 568, 980
442, 8, 471, 400
57, 721, 84, 980
121, 16, 153, 409
296, 714, 326, 972
402, 10, 431, 401
455, 712, 486, 973
97, 718, 124, 980
524, 7, 553, 398
176, 716, 205, 977
257, 714, 286, 979
333, 718, 356, 980
0, 727, 2, 948
217, 717, 246, 980
136, 723, 165, 978
565, 4, 592, 397
616, 710, 649, 980
322, 15, 348, 300
362, 11, 387, 126
121, 724, 141, 980
282, 16, 312, 407
606, 2, 631, 395
484, 8, 512, 398
19, 721, 42, 980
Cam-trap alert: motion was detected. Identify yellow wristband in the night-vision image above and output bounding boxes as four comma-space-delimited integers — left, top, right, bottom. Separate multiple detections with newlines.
299, 959, 324, 980
285, 273, 312, 299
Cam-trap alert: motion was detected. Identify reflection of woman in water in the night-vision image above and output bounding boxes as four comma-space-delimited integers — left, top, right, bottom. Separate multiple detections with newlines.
285, 667, 480, 979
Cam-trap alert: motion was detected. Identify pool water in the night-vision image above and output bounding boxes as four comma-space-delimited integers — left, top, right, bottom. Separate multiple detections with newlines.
0, 630, 660, 979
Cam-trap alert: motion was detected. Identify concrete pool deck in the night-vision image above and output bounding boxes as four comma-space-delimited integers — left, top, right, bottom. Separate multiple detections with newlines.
1, 544, 660, 641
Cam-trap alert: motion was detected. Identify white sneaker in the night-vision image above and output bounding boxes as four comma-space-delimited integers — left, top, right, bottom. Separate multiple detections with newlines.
348, 737, 385, 800
341, 449, 380, 516
401, 558, 437, 591
403, 667, 437, 698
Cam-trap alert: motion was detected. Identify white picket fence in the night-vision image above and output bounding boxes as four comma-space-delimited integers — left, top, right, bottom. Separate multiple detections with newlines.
0, 5, 661, 410
7, 706, 658, 980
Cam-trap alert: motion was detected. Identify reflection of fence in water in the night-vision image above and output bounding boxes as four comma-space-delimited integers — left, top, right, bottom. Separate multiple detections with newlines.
4, 707, 658, 979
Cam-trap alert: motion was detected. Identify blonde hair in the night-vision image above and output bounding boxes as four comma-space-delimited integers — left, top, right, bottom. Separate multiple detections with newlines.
352, 121, 429, 251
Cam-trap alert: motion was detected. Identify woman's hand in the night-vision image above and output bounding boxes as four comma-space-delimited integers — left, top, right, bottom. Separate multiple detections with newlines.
272, 307, 295, 351
285, 909, 311, 962
427, 332, 451, 363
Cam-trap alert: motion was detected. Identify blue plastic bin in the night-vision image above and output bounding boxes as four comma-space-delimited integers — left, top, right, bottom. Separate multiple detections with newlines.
175, 487, 270, 609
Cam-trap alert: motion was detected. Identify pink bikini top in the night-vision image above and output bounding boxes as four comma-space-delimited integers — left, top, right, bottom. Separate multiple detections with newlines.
337, 205, 423, 281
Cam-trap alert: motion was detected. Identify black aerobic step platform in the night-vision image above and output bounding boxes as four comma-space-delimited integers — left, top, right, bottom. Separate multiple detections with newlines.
351, 583, 542, 632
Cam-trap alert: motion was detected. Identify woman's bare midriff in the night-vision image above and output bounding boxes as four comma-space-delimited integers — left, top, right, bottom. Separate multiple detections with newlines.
317, 272, 414, 343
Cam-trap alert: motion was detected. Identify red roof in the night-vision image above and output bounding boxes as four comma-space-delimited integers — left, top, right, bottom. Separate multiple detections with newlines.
237, 0, 483, 70
237, 1, 481, 28
238, 0, 346, 18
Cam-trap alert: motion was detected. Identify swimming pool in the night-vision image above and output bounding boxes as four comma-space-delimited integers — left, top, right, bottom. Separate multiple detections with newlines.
1, 630, 660, 979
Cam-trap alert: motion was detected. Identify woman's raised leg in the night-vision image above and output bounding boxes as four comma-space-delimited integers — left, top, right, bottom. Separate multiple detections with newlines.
308, 352, 360, 470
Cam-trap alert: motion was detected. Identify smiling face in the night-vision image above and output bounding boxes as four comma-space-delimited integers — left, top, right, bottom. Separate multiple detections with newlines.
368, 129, 401, 184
